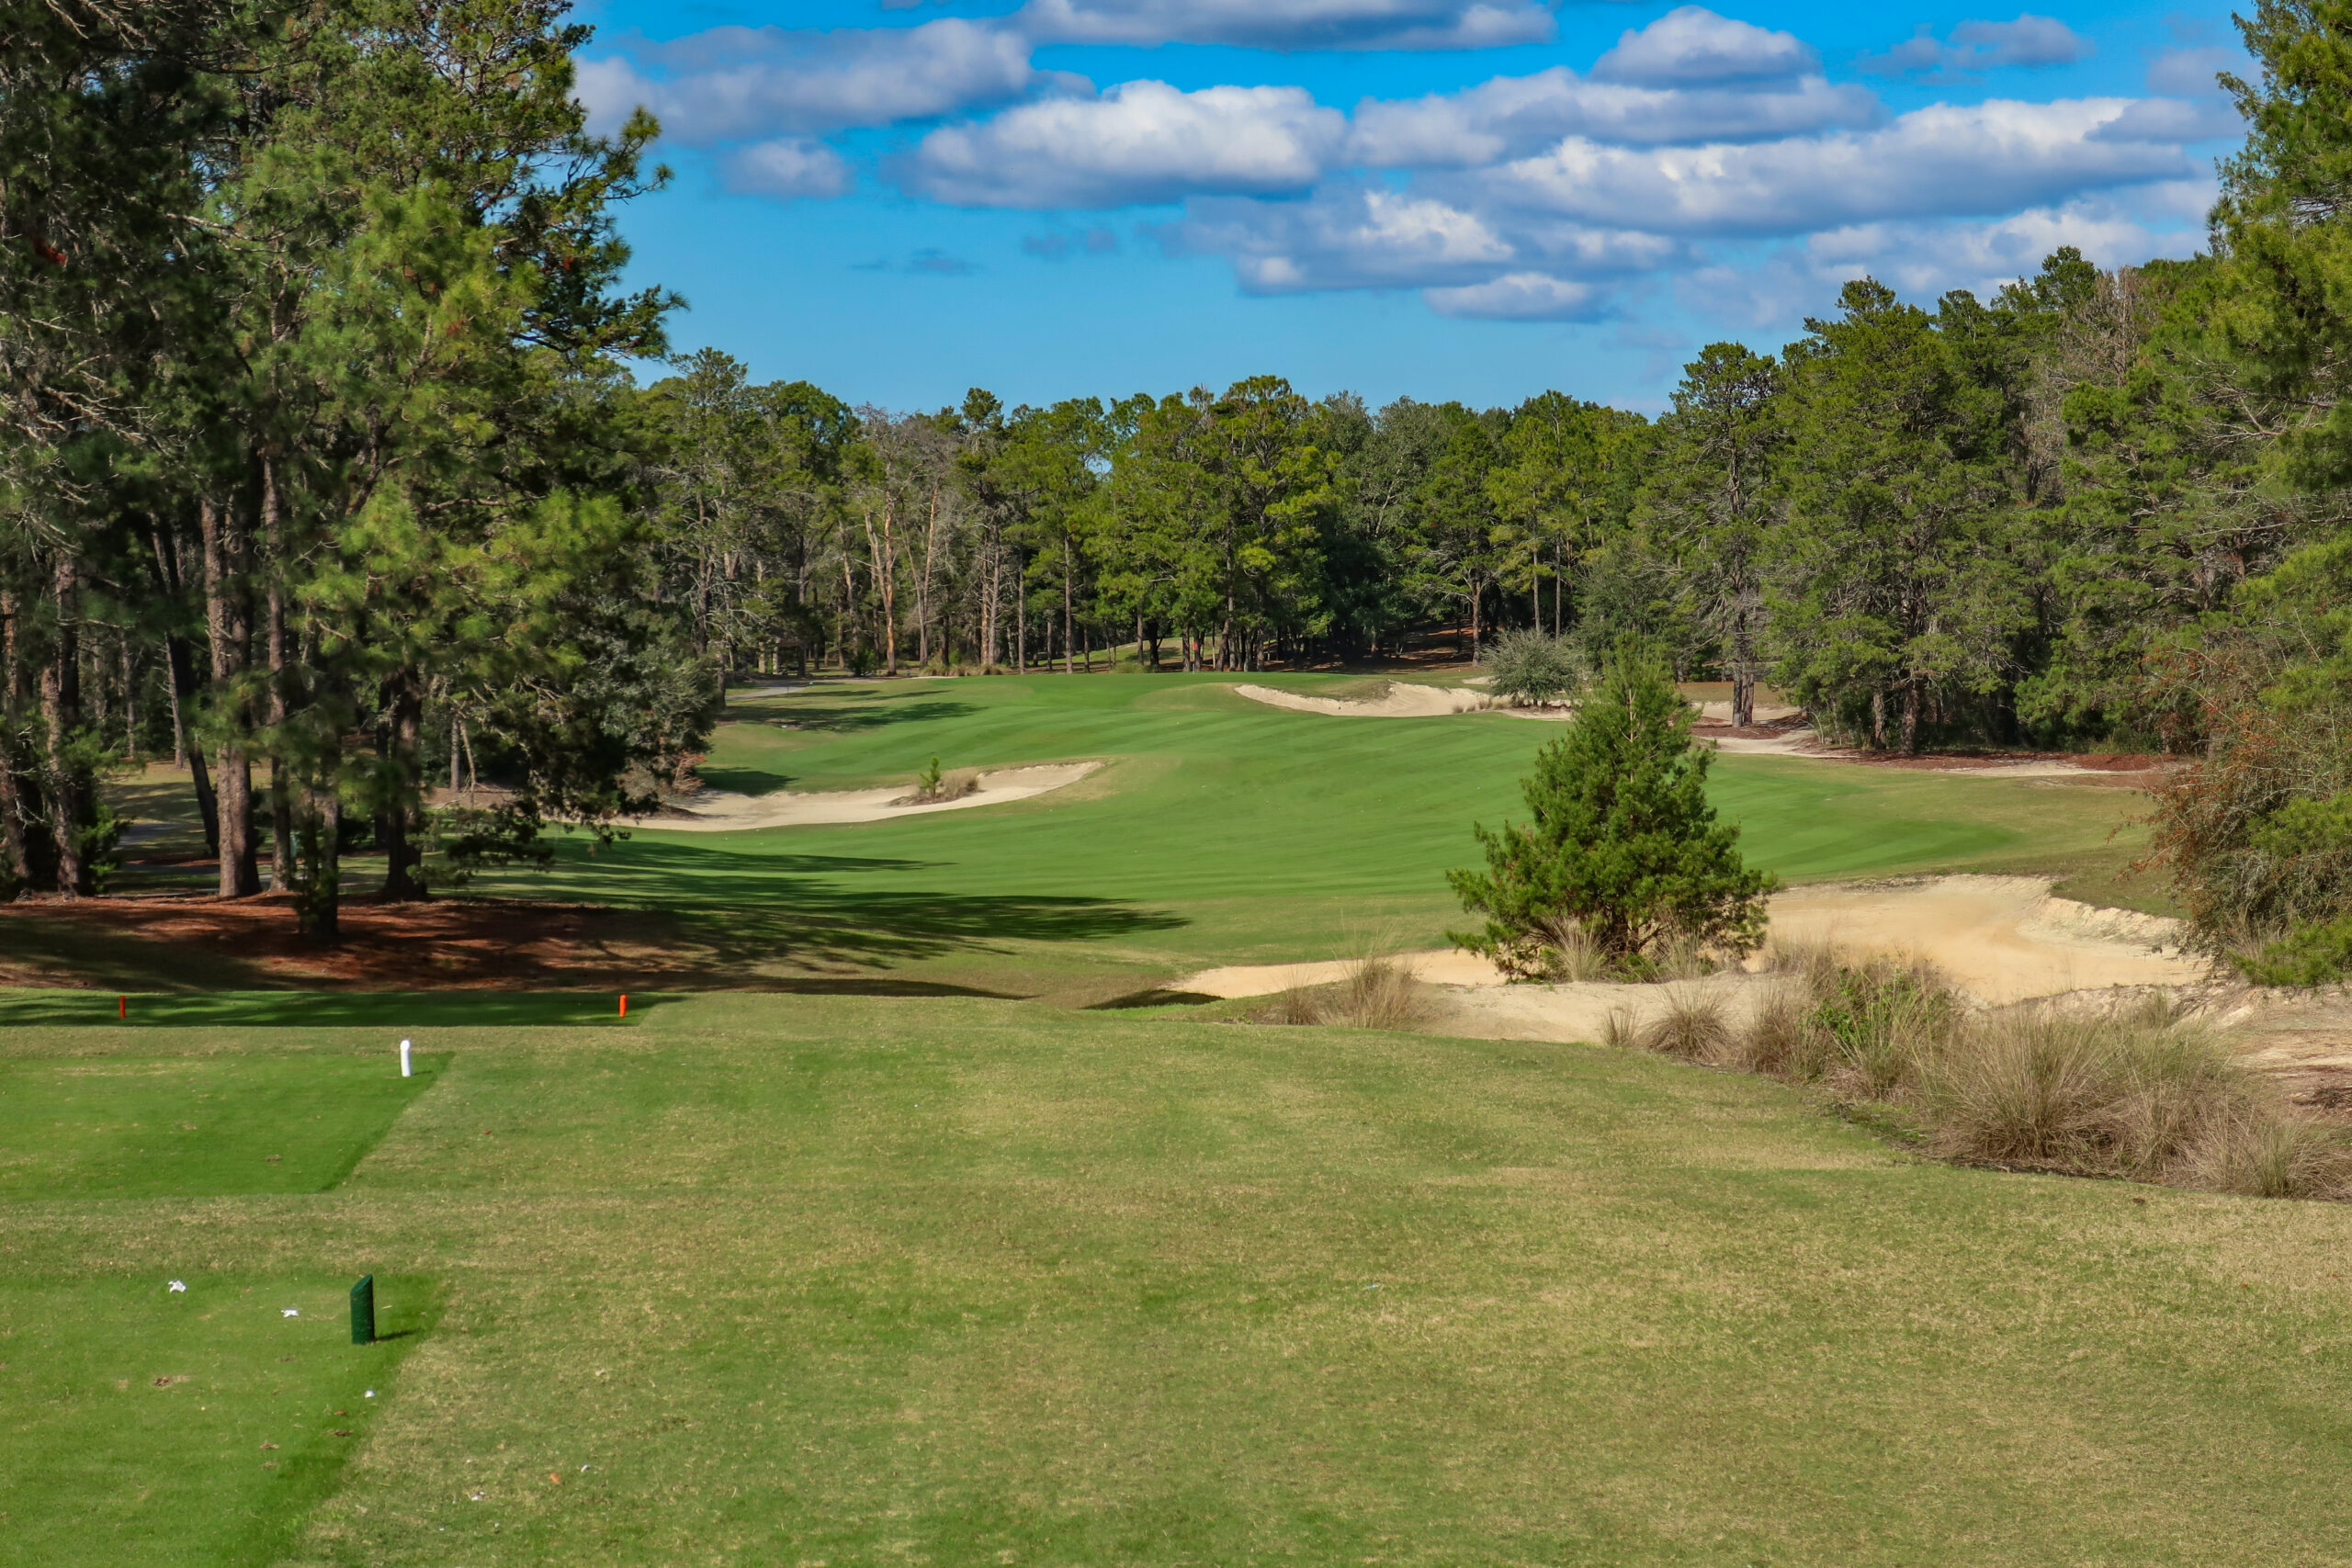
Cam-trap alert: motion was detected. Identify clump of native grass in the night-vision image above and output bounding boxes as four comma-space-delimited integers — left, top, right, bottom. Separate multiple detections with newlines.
1617, 939, 2352, 1201
1257, 953, 1431, 1031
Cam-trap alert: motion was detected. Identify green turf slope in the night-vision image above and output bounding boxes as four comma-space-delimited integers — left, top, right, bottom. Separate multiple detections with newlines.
4, 992, 2349, 1565
483, 674, 2152, 996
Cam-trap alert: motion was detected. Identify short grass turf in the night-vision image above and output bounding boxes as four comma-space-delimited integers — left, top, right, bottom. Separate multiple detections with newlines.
467, 674, 2157, 996
6, 991, 2352, 1565
0, 1050, 442, 1198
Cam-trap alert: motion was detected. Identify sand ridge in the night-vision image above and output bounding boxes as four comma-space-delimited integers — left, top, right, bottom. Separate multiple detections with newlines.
636, 761, 1102, 831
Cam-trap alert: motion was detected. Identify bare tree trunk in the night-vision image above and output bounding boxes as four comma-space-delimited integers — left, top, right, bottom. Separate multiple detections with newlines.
1900, 679, 1922, 756
0, 591, 32, 886
1870, 688, 1886, 750
40, 556, 86, 897
918, 483, 943, 668
1062, 540, 1075, 674
1731, 594, 1756, 729
200, 494, 260, 897
379, 671, 424, 899
982, 532, 1001, 671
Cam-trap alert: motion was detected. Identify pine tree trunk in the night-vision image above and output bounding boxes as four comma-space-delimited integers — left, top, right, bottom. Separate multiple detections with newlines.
199, 496, 260, 896
1900, 680, 1922, 756
1062, 541, 1075, 675
0, 590, 32, 886
40, 557, 86, 896
1731, 597, 1756, 728
379, 672, 424, 899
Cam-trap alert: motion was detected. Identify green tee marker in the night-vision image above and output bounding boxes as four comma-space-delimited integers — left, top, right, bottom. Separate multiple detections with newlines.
350, 1274, 375, 1345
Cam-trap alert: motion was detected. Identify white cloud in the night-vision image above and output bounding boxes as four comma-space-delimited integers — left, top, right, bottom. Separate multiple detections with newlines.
1478, 98, 2192, 237
1169, 184, 1678, 297
1174, 187, 1515, 291
1012, 0, 1554, 51
573, 20, 1051, 142
1425, 272, 1609, 320
1590, 7, 1816, 87
2148, 45, 2249, 98
906, 82, 1347, 208
1679, 196, 2203, 329
1860, 14, 2092, 77
1349, 67, 1880, 166
721, 139, 854, 200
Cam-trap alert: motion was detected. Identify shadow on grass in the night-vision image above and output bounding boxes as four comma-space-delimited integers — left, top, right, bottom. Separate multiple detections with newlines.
1087, 987, 1221, 1010
0, 991, 673, 1028
582, 839, 1189, 974
687, 766, 797, 796
746, 697, 981, 732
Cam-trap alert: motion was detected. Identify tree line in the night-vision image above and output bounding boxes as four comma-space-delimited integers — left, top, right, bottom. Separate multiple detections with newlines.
8, 0, 2352, 972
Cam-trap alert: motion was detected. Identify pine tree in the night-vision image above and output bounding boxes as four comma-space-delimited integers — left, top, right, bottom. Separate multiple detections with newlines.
1449, 649, 1773, 976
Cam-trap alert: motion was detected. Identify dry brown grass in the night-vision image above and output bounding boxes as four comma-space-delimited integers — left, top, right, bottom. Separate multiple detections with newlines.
1625, 942, 2352, 1201
1634, 985, 1733, 1061
1256, 953, 1430, 1031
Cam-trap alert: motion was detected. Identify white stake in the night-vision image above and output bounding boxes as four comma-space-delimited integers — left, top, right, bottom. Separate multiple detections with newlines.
400, 1038, 413, 1077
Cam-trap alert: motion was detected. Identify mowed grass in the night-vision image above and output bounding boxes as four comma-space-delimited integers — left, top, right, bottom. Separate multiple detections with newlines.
5, 991, 2351, 1564
467, 674, 2154, 996
0, 1051, 441, 1198
3, 1275, 432, 1567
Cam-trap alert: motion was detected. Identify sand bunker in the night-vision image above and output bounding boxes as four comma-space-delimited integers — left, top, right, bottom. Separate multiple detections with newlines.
1182, 875, 2207, 1045
1766, 875, 2200, 1001
636, 761, 1100, 832
1234, 682, 1495, 717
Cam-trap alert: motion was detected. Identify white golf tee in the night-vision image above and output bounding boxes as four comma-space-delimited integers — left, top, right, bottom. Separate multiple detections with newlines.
400, 1038, 413, 1077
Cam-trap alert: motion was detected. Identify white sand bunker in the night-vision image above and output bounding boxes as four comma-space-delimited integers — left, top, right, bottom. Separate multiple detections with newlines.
1182, 875, 2207, 1032
638, 761, 1100, 832
1234, 682, 1495, 717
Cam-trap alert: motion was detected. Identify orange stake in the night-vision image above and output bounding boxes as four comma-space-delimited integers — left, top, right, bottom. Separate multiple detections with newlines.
118, 995, 126, 1020
618, 992, 628, 1019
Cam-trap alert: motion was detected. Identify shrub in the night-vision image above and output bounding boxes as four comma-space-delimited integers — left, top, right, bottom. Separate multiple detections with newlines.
2234, 915, 2352, 987
1449, 649, 1775, 977
1482, 628, 1581, 707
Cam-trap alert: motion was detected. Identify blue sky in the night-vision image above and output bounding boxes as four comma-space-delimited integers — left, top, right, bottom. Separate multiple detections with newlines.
569, 0, 2251, 412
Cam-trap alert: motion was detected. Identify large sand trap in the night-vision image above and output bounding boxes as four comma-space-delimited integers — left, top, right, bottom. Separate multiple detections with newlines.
1234, 682, 1494, 717
1766, 875, 2201, 1001
1182, 874, 2206, 1027
636, 761, 1100, 831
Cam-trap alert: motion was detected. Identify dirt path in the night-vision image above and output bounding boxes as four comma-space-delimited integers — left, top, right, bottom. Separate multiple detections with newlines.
1183, 875, 2203, 1011
633, 761, 1101, 831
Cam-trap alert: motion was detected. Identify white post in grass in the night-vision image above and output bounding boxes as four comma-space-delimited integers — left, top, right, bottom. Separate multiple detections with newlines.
400, 1038, 413, 1078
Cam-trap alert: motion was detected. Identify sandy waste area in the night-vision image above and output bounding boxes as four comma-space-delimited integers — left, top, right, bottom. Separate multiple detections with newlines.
1183, 874, 2214, 1048
1231, 680, 2147, 778
1234, 682, 1496, 716
635, 761, 1100, 831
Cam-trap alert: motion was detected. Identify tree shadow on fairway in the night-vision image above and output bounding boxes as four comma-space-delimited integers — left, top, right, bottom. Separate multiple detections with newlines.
581, 839, 1188, 977
748, 697, 981, 732
0, 990, 671, 1028
686, 766, 796, 796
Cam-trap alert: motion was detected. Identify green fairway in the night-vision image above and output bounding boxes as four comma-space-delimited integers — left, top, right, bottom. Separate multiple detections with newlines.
468, 674, 2154, 998
5, 992, 2350, 1565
